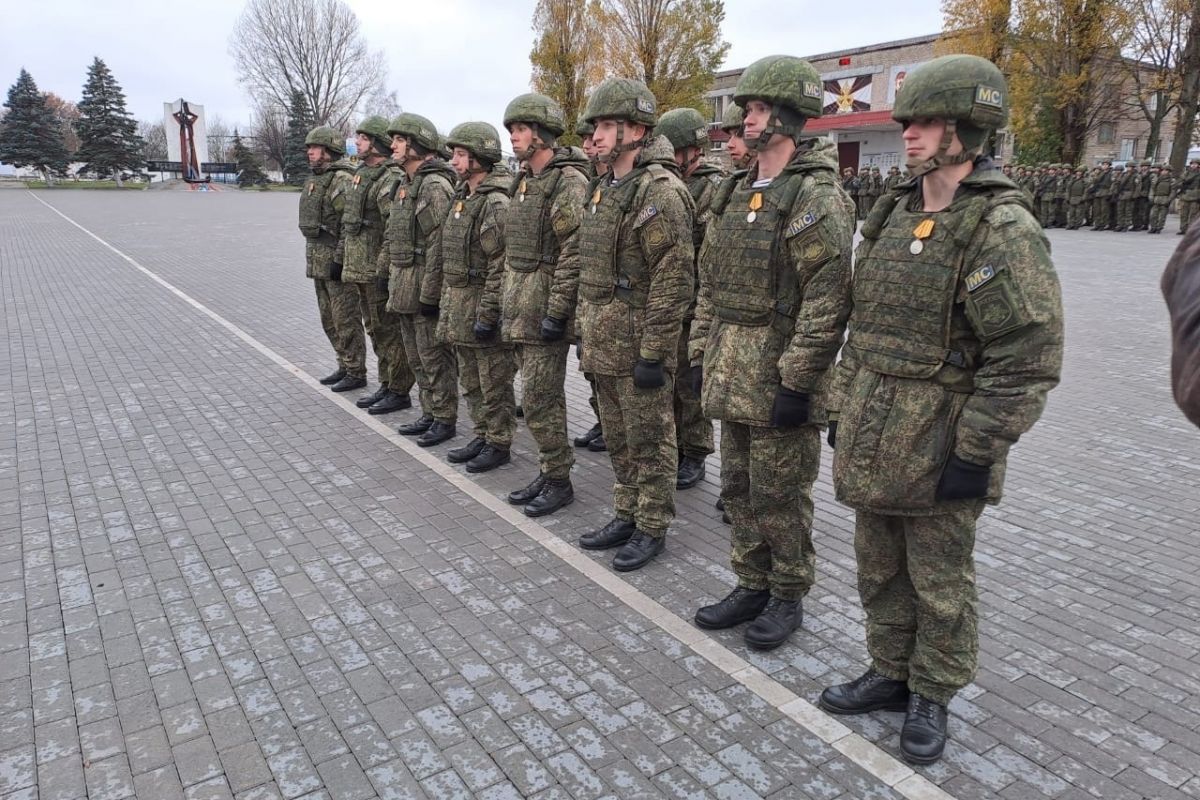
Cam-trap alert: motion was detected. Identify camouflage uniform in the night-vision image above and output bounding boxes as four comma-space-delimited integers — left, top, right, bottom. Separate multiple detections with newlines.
691, 134, 852, 600
1150, 168, 1174, 233
433, 152, 516, 450
385, 114, 460, 427
577, 131, 694, 538
1038, 168, 1056, 226
1133, 162, 1152, 230
1114, 165, 1135, 231
342, 117, 415, 397
1065, 168, 1087, 229
829, 56, 1064, 710
299, 130, 365, 381
883, 166, 903, 192
842, 169, 861, 221
502, 139, 590, 480
1091, 164, 1113, 230
1179, 162, 1200, 234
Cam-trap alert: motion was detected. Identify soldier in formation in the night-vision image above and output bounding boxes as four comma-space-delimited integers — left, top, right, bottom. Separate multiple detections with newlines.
1150, 163, 1175, 234
571, 120, 608, 454
690, 55, 853, 650
1179, 159, 1200, 235
299, 126, 365, 392
818, 54, 1063, 764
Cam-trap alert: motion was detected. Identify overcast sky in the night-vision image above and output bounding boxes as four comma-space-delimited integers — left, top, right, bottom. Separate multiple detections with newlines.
2, 0, 943, 141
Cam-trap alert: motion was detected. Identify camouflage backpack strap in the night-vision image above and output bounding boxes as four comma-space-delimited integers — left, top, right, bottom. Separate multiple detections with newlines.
855, 189, 904, 262
710, 174, 740, 218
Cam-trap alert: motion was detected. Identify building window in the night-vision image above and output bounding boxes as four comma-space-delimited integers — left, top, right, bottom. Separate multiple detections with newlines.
1119, 138, 1138, 161
1097, 123, 1115, 145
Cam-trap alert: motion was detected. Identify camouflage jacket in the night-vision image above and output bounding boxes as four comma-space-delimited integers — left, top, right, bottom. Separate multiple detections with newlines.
500, 148, 589, 344
1116, 172, 1136, 200
1066, 176, 1088, 202
299, 158, 354, 279
384, 158, 457, 314
340, 160, 398, 283
433, 164, 512, 347
829, 166, 1064, 514
1151, 174, 1175, 204
690, 136, 853, 426
576, 135, 695, 375
1181, 170, 1200, 201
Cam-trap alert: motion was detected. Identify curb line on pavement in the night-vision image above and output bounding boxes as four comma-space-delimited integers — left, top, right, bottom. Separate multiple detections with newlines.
30, 190, 956, 800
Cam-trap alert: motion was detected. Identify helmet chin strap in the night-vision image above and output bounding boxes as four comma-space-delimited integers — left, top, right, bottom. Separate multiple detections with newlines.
906, 119, 978, 177
602, 121, 645, 165
747, 104, 805, 153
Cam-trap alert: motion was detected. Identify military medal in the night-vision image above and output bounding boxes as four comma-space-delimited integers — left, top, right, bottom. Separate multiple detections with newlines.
307, 182, 315, 195
590, 186, 601, 214
747, 192, 763, 223
454, 200, 464, 220
518, 178, 527, 202
910, 218, 934, 255
397, 187, 407, 205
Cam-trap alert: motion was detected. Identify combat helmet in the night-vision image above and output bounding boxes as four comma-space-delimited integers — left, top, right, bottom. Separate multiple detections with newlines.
503, 93, 566, 162
445, 121, 504, 171
304, 126, 345, 157
733, 55, 823, 150
583, 78, 659, 162
719, 103, 744, 134
355, 116, 392, 158
575, 119, 595, 138
388, 112, 441, 157
892, 54, 1008, 176
656, 107, 709, 173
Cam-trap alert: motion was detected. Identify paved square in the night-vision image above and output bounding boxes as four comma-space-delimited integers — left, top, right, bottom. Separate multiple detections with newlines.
1, 186, 1197, 799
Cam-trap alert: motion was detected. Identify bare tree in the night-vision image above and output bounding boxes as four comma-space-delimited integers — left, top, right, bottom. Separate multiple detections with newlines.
137, 120, 168, 160
207, 114, 233, 162
530, 0, 605, 144
229, 0, 387, 130
251, 100, 288, 171
1118, 0, 1189, 160
1170, 0, 1200, 170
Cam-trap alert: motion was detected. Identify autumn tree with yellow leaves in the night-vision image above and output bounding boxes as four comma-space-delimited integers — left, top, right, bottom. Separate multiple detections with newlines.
529, 0, 605, 144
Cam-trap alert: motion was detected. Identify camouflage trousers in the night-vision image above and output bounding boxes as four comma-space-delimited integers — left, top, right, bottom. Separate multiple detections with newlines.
1182, 200, 1198, 233
1091, 198, 1110, 228
456, 345, 517, 447
1039, 198, 1055, 226
721, 422, 820, 601
357, 282, 415, 393
314, 279, 365, 378
595, 373, 677, 536
1134, 197, 1150, 229
1116, 199, 1134, 229
1066, 202, 1086, 229
398, 314, 458, 423
854, 502, 985, 706
675, 321, 713, 459
516, 342, 574, 480
1151, 202, 1170, 232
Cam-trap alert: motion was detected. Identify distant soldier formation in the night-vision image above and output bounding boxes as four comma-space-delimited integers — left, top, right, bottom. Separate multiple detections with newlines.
298, 54, 1065, 765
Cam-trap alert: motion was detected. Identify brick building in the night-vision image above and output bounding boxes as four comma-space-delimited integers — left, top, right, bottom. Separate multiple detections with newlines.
705, 33, 1183, 170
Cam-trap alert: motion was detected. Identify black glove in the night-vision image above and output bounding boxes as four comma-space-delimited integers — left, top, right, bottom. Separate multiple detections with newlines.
374, 275, 389, 293
327, 262, 343, 282
826, 420, 837, 449
633, 358, 665, 389
769, 386, 810, 427
418, 302, 439, 318
540, 316, 567, 342
473, 319, 497, 341
689, 365, 703, 395
935, 454, 991, 501
575, 341, 582, 360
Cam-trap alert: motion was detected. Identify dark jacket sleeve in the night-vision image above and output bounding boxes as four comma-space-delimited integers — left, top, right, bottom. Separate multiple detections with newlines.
1163, 224, 1200, 427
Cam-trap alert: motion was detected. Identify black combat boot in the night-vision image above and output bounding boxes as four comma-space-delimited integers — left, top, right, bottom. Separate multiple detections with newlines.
367, 390, 412, 415
524, 478, 574, 517
900, 694, 949, 764
332, 374, 368, 393
319, 369, 346, 385
587, 433, 607, 452
507, 474, 545, 505
466, 444, 510, 473
744, 597, 802, 650
579, 518, 636, 550
694, 587, 770, 630
416, 421, 456, 447
676, 456, 706, 489
612, 531, 665, 572
819, 669, 911, 715
447, 436, 485, 463
574, 423, 603, 448
355, 386, 386, 406
398, 414, 434, 436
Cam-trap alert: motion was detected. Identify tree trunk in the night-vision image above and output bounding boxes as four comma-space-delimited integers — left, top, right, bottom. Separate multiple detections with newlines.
113, 168, 124, 188
1144, 108, 1164, 160
1170, 0, 1200, 172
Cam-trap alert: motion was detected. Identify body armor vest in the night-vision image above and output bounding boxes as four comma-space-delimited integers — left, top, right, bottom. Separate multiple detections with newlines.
298, 162, 352, 241
506, 166, 571, 274
343, 163, 388, 237
851, 187, 1023, 383
441, 190, 491, 288
705, 173, 806, 328
577, 165, 665, 309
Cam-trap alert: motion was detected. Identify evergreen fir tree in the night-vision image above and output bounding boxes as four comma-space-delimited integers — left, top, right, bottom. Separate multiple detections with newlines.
0, 69, 70, 183
283, 90, 314, 186
75, 57, 144, 186
231, 129, 266, 186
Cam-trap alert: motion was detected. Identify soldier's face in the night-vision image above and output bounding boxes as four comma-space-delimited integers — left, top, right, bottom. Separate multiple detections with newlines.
727, 132, 748, 163
673, 146, 697, 172
306, 145, 327, 167
509, 122, 535, 155
591, 119, 645, 157
451, 147, 473, 178
902, 117, 961, 168
390, 135, 408, 160
355, 133, 373, 157
581, 135, 597, 161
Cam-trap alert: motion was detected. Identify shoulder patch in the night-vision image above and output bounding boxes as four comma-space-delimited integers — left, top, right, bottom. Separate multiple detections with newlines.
784, 211, 818, 239
634, 205, 659, 227
965, 264, 997, 292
